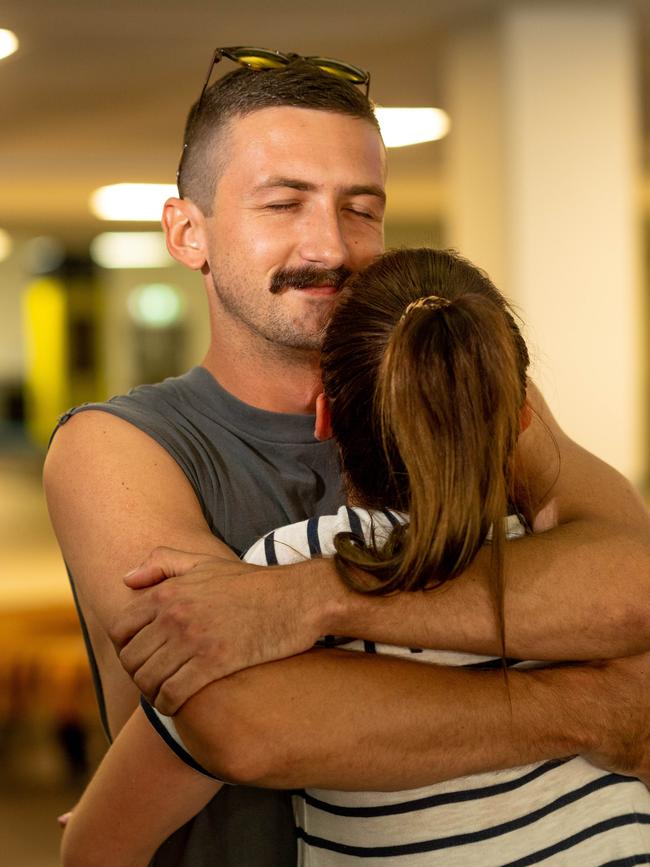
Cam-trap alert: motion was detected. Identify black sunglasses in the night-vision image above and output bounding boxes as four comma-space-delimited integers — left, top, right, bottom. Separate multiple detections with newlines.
177, 46, 371, 186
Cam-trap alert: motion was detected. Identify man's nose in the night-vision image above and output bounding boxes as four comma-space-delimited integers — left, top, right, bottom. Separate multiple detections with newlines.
298, 208, 348, 270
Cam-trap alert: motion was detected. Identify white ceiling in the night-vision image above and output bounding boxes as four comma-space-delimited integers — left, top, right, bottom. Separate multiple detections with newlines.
2, 0, 649, 249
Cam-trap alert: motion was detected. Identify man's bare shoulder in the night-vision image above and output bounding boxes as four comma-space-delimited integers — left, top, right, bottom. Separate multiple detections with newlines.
47, 409, 164, 475
44, 409, 203, 533
44, 410, 226, 620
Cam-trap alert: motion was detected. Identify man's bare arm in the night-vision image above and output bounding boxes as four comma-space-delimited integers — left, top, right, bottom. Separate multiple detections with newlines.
174, 648, 650, 791
43, 410, 236, 734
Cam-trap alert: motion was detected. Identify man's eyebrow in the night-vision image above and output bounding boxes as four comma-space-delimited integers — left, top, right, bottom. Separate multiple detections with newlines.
344, 184, 386, 203
252, 177, 316, 193
251, 178, 386, 202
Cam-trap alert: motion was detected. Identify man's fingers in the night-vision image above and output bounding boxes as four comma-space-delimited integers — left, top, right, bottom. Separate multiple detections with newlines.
109, 598, 158, 649
153, 660, 224, 716
124, 563, 169, 589
111, 575, 197, 649
118, 621, 169, 679
123, 547, 213, 589
128, 642, 193, 704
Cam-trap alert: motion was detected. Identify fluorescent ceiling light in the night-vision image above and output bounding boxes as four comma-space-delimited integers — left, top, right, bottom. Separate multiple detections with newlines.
376, 107, 450, 148
90, 184, 177, 221
0, 29, 18, 61
0, 228, 12, 263
90, 232, 172, 269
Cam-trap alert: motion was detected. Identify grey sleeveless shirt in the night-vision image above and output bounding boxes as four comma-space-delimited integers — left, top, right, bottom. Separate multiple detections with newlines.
55, 366, 343, 867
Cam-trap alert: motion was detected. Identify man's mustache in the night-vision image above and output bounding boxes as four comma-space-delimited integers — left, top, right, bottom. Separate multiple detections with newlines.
269, 266, 352, 295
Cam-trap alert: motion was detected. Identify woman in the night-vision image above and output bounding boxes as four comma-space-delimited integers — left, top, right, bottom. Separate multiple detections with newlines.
62, 249, 650, 866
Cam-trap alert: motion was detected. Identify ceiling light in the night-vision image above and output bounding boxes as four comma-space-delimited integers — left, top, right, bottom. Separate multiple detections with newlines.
90, 232, 172, 269
0, 29, 18, 61
0, 229, 13, 263
90, 184, 177, 221
375, 107, 450, 148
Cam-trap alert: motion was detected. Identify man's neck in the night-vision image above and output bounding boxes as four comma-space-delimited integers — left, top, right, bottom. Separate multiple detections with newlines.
202, 343, 322, 415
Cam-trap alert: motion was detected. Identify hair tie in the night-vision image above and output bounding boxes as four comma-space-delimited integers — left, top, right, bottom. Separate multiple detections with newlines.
400, 295, 452, 322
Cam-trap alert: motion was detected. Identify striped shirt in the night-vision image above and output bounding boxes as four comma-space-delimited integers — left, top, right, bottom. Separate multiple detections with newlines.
147, 506, 650, 865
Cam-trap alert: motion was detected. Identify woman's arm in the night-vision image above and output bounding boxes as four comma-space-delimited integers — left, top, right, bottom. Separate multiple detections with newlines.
61, 706, 220, 867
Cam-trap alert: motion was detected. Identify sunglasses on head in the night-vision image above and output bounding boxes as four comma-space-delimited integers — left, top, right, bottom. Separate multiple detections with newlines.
200, 46, 370, 101
177, 46, 371, 185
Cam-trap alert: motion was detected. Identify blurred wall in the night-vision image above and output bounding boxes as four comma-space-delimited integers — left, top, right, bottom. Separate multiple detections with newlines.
447, 1, 646, 487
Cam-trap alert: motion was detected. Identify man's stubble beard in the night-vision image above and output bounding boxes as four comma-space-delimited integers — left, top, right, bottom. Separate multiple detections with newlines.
210, 273, 331, 354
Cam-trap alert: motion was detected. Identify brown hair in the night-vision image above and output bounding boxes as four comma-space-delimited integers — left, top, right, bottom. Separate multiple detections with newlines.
179, 60, 380, 214
320, 248, 529, 642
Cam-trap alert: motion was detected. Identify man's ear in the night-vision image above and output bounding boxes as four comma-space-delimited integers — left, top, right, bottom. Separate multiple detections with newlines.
314, 393, 333, 441
162, 197, 207, 270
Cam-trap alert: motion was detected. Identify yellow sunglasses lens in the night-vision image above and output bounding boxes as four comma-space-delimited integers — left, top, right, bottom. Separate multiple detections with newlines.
236, 54, 287, 70
308, 59, 366, 84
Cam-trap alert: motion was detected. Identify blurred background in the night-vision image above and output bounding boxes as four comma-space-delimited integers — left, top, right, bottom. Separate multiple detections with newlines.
1, 0, 649, 863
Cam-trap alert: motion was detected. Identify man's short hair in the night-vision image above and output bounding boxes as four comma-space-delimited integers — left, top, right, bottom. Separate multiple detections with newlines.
178, 60, 381, 214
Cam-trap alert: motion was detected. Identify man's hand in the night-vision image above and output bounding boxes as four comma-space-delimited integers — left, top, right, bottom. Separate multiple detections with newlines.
110, 547, 338, 714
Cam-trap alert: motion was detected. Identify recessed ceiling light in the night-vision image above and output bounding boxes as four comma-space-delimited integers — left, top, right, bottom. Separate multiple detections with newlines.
90, 184, 177, 221
0, 29, 19, 61
90, 232, 172, 269
376, 107, 451, 148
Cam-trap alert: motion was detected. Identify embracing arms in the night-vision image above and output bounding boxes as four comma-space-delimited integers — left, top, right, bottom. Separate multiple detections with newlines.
115, 383, 650, 718
45, 393, 650, 811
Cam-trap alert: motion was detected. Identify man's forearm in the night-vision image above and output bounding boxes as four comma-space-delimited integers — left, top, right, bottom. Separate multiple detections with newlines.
321, 516, 650, 660
175, 648, 647, 791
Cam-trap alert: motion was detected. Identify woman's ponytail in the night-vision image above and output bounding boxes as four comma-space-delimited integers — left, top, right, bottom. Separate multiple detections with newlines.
321, 248, 529, 637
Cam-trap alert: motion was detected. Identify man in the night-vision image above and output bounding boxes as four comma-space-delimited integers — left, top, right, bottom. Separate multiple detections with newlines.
45, 50, 650, 866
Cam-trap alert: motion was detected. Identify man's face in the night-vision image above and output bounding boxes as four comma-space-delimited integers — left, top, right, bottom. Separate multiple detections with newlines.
202, 106, 387, 352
